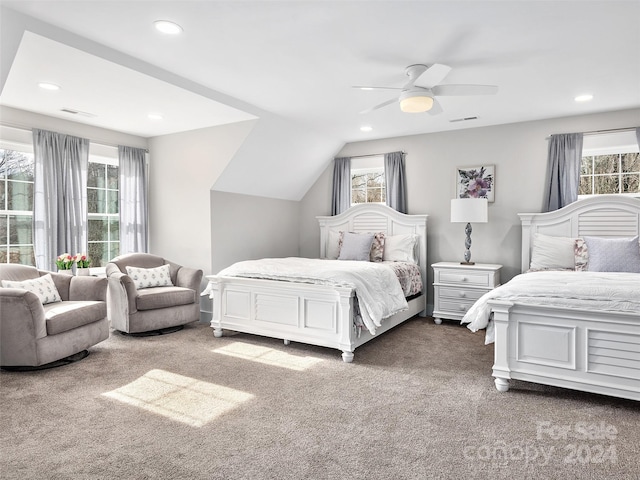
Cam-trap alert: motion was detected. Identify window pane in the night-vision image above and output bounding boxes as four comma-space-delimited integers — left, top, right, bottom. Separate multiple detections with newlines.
580, 157, 593, 175
622, 174, 639, 194
352, 189, 365, 204
579, 176, 592, 196
593, 175, 619, 194
622, 153, 640, 173
367, 188, 384, 203
88, 162, 105, 188
0, 150, 34, 181
107, 165, 119, 189
0, 215, 6, 244
107, 190, 118, 214
7, 181, 33, 211
351, 174, 366, 189
0, 180, 5, 210
109, 217, 119, 241
593, 155, 619, 174
9, 215, 32, 244
88, 217, 108, 242
366, 172, 384, 188
15, 245, 35, 265
88, 242, 106, 267
109, 242, 120, 262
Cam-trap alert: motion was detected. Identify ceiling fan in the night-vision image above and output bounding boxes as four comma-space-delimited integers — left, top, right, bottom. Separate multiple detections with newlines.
355, 64, 498, 115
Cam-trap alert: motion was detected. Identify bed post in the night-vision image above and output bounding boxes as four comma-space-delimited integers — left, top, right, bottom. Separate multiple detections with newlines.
206, 277, 224, 338
489, 300, 513, 392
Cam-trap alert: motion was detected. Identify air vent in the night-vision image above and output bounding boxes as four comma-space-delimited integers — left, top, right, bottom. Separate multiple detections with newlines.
60, 108, 97, 118
450, 116, 478, 123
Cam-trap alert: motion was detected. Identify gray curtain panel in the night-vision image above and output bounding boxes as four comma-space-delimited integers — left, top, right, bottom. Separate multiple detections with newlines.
33, 129, 89, 271
331, 157, 351, 215
118, 146, 148, 254
542, 133, 584, 212
384, 151, 407, 213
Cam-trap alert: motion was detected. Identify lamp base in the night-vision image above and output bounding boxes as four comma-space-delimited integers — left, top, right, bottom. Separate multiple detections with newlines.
460, 261, 475, 265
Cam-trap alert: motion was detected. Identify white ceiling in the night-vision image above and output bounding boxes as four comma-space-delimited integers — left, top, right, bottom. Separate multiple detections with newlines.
1, 0, 639, 143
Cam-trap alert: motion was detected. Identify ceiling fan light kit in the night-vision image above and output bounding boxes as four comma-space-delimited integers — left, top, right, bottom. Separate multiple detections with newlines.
399, 89, 434, 113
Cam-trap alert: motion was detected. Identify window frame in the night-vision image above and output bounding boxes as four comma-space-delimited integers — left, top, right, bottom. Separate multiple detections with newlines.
350, 155, 386, 206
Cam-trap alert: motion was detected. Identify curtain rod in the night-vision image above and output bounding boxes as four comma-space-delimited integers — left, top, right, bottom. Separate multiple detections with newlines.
347, 151, 406, 159
547, 126, 638, 139
0, 122, 149, 153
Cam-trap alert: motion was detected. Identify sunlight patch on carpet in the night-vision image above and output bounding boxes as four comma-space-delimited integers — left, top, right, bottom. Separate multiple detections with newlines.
102, 369, 253, 427
212, 342, 323, 371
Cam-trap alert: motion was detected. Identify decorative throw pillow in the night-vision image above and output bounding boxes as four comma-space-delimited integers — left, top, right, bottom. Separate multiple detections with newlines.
529, 233, 576, 271
1, 273, 62, 305
583, 236, 640, 273
574, 238, 589, 272
326, 230, 341, 260
337, 232, 385, 262
125, 264, 174, 289
383, 234, 419, 263
337, 232, 375, 261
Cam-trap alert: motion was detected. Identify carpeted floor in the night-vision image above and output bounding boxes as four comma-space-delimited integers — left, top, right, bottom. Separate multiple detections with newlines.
1, 318, 638, 480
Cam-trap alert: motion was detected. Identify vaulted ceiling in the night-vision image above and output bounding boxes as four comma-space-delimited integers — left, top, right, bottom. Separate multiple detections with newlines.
1, 1, 639, 199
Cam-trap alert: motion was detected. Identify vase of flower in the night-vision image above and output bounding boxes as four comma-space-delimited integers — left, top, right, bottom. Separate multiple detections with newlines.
57, 269, 73, 275
76, 268, 90, 276
56, 253, 75, 273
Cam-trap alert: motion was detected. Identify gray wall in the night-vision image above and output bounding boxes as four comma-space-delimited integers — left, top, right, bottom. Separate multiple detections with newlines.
299, 108, 640, 312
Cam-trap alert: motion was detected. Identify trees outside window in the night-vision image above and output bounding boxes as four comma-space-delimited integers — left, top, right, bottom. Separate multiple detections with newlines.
351, 155, 385, 206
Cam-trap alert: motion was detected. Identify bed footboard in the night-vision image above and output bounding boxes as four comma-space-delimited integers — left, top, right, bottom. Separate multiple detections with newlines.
490, 300, 640, 401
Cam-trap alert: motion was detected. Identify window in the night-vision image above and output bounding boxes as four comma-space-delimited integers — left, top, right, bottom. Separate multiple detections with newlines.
87, 155, 119, 267
351, 155, 386, 205
0, 146, 35, 265
579, 131, 640, 197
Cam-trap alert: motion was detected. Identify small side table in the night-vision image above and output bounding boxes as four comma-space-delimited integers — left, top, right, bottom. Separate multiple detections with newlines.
431, 262, 502, 324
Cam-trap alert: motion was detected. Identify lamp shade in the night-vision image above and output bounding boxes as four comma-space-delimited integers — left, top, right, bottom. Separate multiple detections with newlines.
399, 90, 434, 113
451, 198, 488, 223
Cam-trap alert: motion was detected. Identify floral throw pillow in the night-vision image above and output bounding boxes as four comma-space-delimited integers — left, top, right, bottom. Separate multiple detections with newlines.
125, 264, 174, 289
574, 238, 588, 271
1, 273, 62, 304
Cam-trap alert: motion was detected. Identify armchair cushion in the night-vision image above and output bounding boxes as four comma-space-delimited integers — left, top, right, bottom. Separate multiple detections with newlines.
2, 274, 62, 304
135, 286, 196, 311
44, 301, 108, 335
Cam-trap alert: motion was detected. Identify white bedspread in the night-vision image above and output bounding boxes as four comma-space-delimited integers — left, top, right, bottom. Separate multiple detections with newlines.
461, 271, 640, 344
215, 257, 408, 335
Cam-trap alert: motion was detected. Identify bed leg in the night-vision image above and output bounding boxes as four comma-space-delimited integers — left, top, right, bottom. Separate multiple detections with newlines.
494, 377, 510, 392
341, 351, 354, 363
434, 317, 442, 325
283, 339, 290, 346
213, 327, 223, 338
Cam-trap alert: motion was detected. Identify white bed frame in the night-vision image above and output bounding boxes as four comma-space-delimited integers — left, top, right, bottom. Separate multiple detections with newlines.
206, 204, 428, 362
490, 195, 640, 401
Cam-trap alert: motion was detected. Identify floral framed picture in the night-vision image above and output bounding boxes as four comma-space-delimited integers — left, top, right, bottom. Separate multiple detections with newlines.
456, 165, 495, 202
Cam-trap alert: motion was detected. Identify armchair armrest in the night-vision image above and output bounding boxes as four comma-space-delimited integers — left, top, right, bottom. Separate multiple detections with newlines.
69, 276, 108, 302
176, 266, 203, 293
0, 289, 47, 366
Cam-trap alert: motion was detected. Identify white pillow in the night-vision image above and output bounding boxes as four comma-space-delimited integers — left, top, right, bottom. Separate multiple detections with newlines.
1, 273, 62, 305
529, 233, 576, 271
126, 264, 174, 289
326, 230, 341, 260
584, 236, 640, 273
337, 232, 374, 261
383, 234, 419, 263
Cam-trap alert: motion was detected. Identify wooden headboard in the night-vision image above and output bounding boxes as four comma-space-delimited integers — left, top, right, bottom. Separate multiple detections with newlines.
518, 195, 640, 273
316, 204, 428, 307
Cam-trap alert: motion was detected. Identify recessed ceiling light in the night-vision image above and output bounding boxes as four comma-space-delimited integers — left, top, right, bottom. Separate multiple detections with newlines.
360, 125, 373, 132
38, 82, 60, 91
574, 94, 593, 102
148, 113, 163, 120
154, 20, 183, 35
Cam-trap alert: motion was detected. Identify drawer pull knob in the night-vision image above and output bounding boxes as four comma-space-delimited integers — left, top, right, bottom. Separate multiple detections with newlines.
461, 277, 468, 282
459, 292, 466, 298
459, 305, 466, 311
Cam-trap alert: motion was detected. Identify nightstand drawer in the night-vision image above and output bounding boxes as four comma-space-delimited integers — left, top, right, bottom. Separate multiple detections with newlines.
436, 270, 493, 287
438, 299, 476, 314
438, 287, 486, 301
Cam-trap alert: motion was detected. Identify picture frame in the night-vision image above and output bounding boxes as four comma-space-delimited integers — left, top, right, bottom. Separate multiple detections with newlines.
455, 165, 495, 202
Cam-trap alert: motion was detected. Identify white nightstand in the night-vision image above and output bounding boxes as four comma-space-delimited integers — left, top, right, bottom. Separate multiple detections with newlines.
431, 262, 502, 324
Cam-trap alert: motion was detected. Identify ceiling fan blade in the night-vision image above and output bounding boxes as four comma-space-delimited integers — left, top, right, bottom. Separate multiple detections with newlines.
432, 84, 498, 96
352, 85, 402, 91
359, 98, 397, 114
415, 63, 452, 88
427, 98, 443, 115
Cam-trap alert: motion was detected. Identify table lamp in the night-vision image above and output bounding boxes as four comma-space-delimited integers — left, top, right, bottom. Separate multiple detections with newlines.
451, 198, 488, 265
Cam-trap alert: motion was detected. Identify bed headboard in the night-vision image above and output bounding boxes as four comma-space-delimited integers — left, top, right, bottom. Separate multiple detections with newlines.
316, 203, 428, 299
518, 195, 640, 273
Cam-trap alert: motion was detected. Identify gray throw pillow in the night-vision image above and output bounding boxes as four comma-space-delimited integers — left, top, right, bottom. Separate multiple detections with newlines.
584, 235, 640, 273
338, 232, 375, 261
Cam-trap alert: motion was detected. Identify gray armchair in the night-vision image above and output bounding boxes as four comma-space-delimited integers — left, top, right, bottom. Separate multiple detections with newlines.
106, 253, 203, 335
0, 264, 109, 369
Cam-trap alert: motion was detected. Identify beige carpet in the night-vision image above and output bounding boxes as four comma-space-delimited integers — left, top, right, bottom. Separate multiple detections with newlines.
1, 318, 638, 480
